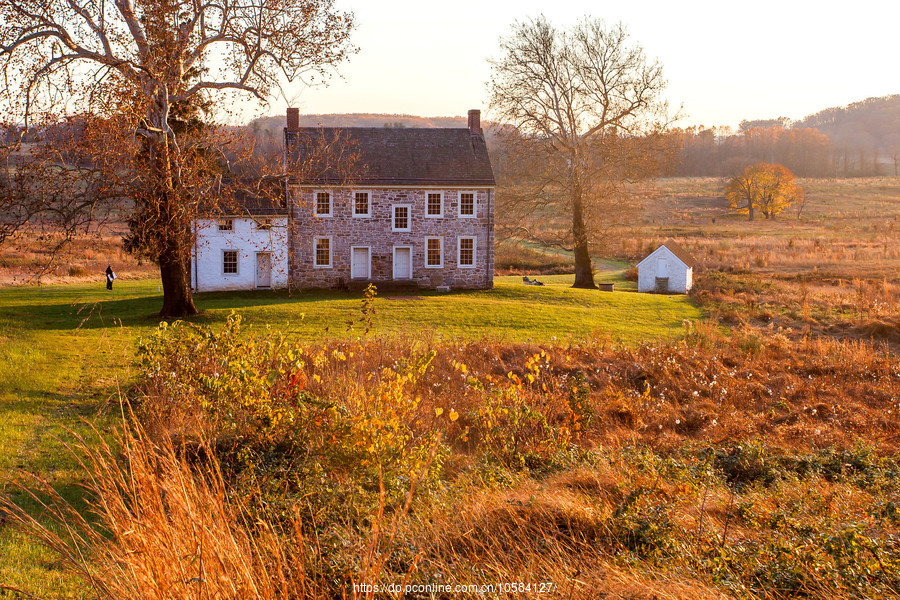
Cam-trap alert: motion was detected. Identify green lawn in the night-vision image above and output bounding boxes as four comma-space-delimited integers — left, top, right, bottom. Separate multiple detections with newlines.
0, 273, 701, 597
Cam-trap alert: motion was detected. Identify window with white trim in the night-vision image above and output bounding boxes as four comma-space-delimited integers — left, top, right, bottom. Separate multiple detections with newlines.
354, 191, 370, 217
392, 205, 411, 231
314, 237, 332, 268
218, 218, 233, 231
425, 237, 443, 268
314, 191, 332, 216
223, 250, 238, 274
458, 192, 476, 217
458, 236, 476, 268
426, 192, 443, 217
254, 218, 272, 230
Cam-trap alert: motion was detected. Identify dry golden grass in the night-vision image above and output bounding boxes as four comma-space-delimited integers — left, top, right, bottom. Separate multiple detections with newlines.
493, 240, 575, 275
691, 270, 900, 350
0, 227, 156, 285
1, 422, 306, 600
621, 177, 900, 280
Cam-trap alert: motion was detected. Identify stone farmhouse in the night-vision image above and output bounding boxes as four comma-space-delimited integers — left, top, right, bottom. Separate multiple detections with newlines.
191, 109, 495, 292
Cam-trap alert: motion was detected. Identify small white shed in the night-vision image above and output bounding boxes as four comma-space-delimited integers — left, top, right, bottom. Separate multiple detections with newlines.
636, 242, 696, 294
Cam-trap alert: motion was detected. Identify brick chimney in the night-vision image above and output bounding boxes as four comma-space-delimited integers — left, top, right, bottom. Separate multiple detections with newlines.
286, 107, 299, 131
468, 109, 482, 136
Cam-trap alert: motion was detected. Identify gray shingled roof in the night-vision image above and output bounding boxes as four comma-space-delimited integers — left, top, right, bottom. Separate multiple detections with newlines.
203, 178, 288, 216
661, 241, 697, 268
285, 127, 495, 186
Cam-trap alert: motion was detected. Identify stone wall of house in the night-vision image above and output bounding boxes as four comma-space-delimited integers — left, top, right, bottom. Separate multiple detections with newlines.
287, 187, 494, 290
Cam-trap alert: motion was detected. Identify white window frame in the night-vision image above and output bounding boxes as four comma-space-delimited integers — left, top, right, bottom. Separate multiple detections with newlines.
457, 236, 477, 269
458, 191, 477, 218
218, 218, 234, 231
254, 217, 272, 230
313, 236, 333, 268
350, 245, 372, 280
392, 204, 412, 232
353, 190, 371, 218
222, 249, 239, 275
425, 191, 443, 218
313, 190, 332, 217
424, 236, 443, 268
392, 245, 414, 280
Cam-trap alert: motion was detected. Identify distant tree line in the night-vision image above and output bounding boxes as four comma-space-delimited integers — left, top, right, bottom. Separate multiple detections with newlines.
243, 95, 900, 181
665, 95, 900, 178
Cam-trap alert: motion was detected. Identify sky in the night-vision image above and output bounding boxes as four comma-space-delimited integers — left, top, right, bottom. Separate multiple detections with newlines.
263, 0, 900, 129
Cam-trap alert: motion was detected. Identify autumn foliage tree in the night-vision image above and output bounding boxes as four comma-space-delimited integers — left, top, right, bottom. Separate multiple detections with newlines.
489, 16, 669, 289
725, 163, 804, 221
0, 0, 353, 316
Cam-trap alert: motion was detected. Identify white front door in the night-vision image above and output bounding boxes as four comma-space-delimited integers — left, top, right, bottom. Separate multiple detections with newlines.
351, 246, 370, 279
393, 247, 412, 280
657, 257, 668, 277
256, 252, 272, 288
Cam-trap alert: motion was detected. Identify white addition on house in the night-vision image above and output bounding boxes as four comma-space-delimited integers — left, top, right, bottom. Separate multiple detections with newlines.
636, 241, 696, 294
192, 108, 495, 292
191, 188, 289, 292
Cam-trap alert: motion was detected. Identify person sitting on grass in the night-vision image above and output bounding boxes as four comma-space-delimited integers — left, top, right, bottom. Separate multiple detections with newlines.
523, 276, 545, 286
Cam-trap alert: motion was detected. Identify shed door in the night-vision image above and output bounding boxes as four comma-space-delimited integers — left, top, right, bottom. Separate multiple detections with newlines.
256, 252, 272, 288
656, 257, 668, 277
393, 247, 412, 280
351, 247, 370, 279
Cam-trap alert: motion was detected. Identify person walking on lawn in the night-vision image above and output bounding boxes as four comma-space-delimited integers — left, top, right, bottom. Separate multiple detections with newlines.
105, 265, 116, 290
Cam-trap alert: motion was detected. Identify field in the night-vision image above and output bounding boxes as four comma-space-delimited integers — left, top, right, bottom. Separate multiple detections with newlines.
1, 177, 900, 599
627, 177, 900, 279
0, 228, 157, 286
0, 273, 700, 597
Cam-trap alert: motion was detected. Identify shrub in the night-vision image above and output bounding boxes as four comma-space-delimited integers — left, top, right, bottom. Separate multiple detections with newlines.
136, 315, 443, 515
609, 487, 677, 558
470, 375, 570, 469
712, 441, 784, 488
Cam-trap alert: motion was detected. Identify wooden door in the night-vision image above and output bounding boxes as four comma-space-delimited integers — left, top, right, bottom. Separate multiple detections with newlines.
256, 252, 272, 288
351, 247, 370, 279
657, 257, 668, 277
393, 247, 411, 280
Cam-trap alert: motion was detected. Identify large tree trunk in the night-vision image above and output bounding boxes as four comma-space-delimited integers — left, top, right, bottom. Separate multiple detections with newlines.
158, 237, 198, 317
571, 183, 596, 289
148, 94, 198, 318
153, 186, 198, 318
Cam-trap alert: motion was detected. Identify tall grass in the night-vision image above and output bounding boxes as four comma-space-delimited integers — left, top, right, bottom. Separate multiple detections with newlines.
1, 421, 303, 600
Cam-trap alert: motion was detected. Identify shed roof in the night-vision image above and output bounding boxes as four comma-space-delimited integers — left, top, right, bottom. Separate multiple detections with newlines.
284, 127, 495, 186
637, 241, 697, 269
660, 241, 696, 268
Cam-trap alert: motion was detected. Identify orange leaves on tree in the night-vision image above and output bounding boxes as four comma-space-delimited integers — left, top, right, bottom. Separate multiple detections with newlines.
725, 163, 804, 221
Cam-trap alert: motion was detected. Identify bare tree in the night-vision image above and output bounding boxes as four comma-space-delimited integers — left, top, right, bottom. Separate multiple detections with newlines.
489, 16, 669, 288
0, 0, 353, 315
